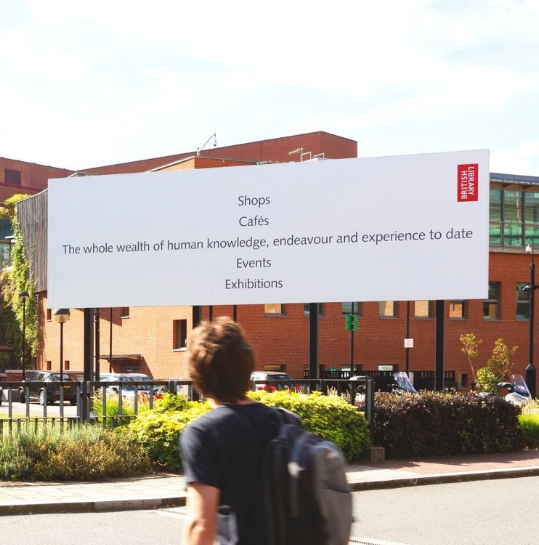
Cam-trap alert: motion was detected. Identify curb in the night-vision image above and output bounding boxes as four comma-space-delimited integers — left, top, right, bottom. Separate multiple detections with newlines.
349, 465, 539, 491
3, 466, 539, 516
0, 496, 187, 516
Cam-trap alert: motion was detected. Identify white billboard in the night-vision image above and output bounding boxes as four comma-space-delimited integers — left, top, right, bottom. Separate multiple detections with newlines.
48, 150, 489, 308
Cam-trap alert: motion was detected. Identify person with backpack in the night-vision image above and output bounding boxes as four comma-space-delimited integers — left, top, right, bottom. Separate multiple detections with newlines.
180, 316, 351, 545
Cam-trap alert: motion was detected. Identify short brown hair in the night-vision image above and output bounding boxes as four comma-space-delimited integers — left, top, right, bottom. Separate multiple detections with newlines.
186, 317, 255, 403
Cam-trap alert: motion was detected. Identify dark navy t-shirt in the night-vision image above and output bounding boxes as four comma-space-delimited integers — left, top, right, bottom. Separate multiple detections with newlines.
180, 402, 287, 545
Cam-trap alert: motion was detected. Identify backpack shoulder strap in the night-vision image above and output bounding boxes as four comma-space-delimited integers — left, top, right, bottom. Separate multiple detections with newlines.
274, 407, 301, 427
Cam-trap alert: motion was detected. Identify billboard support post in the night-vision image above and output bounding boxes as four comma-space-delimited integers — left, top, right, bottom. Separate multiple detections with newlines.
435, 300, 444, 391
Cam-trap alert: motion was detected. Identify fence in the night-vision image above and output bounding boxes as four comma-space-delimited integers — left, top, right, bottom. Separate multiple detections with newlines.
0, 377, 375, 436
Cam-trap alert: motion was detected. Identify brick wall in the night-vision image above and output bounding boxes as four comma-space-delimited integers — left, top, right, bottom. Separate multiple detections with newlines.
0, 158, 73, 201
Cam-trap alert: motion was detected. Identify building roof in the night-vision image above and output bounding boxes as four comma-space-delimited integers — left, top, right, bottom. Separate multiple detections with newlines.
490, 172, 539, 187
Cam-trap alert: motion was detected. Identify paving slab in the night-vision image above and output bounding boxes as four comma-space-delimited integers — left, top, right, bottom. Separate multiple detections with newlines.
0, 450, 538, 515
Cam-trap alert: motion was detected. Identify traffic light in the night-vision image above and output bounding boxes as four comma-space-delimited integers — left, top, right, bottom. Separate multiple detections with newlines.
345, 314, 358, 331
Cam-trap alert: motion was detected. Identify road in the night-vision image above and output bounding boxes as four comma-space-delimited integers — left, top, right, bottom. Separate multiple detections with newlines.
1, 476, 537, 544
0, 400, 78, 418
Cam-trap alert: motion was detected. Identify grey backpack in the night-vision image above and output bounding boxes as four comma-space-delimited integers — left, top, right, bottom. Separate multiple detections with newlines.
263, 409, 352, 545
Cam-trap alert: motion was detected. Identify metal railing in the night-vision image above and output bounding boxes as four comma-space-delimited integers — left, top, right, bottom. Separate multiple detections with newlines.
0, 377, 374, 435
250, 377, 374, 426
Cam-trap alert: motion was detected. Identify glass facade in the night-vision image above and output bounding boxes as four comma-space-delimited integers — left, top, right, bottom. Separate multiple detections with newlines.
490, 188, 539, 247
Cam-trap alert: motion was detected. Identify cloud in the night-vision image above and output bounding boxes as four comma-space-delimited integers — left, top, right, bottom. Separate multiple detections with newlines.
0, 0, 537, 171
491, 142, 539, 177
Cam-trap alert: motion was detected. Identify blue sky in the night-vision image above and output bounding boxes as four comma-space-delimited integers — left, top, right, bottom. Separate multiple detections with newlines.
1, 0, 539, 175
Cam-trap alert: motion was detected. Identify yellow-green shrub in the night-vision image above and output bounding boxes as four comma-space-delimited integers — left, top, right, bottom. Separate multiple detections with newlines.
129, 391, 370, 471
0, 425, 152, 481
248, 390, 370, 461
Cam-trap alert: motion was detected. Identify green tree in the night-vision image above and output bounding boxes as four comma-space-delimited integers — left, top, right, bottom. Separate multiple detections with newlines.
459, 333, 482, 383
0, 194, 40, 370
475, 338, 518, 393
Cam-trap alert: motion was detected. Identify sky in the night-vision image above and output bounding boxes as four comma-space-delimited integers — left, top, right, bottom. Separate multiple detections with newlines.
1, 0, 539, 175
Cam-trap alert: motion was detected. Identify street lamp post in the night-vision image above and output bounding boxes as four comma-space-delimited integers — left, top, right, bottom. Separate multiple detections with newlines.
53, 309, 71, 413
525, 243, 537, 398
18, 291, 29, 380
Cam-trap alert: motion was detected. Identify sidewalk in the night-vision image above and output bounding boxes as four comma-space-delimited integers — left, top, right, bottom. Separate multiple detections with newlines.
1, 450, 539, 516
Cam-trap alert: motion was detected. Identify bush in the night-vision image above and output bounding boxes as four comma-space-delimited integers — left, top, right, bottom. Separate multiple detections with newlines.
248, 390, 370, 461
370, 391, 524, 458
128, 391, 371, 471
0, 425, 152, 481
128, 398, 211, 471
519, 414, 539, 449
520, 400, 539, 448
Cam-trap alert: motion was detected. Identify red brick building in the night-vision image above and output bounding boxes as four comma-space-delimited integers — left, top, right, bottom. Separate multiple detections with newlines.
6, 132, 539, 394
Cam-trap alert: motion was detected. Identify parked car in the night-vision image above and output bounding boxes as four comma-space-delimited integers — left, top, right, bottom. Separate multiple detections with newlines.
250, 371, 295, 391
19, 371, 78, 405
350, 372, 417, 395
97, 373, 157, 398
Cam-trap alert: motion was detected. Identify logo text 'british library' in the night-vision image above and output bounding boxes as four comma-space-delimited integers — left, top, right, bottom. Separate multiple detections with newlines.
457, 164, 478, 202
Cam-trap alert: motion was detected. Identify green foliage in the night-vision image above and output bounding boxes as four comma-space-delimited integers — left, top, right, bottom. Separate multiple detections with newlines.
460, 335, 518, 392
475, 339, 518, 393
92, 390, 152, 419
460, 333, 482, 382
0, 194, 40, 366
127, 396, 211, 471
248, 390, 371, 461
151, 392, 193, 413
127, 391, 371, 472
1, 194, 30, 218
518, 413, 539, 449
487, 338, 517, 381
370, 391, 524, 458
0, 425, 152, 481
475, 367, 500, 393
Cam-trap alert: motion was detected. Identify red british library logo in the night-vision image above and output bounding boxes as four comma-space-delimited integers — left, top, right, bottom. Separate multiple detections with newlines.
458, 164, 478, 202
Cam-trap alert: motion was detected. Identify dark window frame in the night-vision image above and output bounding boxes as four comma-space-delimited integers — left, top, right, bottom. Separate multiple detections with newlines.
173, 319, 188, 350
449, 300, 467, 320
379, 301, 398, 319
483, 281, 501, 320
4, 168, 21, 185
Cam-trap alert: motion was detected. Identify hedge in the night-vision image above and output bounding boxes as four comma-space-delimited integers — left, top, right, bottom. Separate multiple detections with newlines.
127, 391, 371, 471
369, 391, 524, 458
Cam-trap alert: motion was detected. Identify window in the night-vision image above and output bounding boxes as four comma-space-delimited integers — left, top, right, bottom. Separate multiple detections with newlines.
173, 319, 188, 350
64, 360, 70, 370
46, 309, 52, 321
46, 361, 52, 370
490, 188, 539, 247
121, 307, 130, 318
449, 300, 467, 319
517, 283, 530, 320
304, 304, 324, 317
4, 168, 21, 185
489, 189, 502, 245
342, 302, 361, 317
265, 304, 285, 315
484, 282, 500, 320
0, 242, 10, 267
414, 300, 432, 318
379, 301, 397, 318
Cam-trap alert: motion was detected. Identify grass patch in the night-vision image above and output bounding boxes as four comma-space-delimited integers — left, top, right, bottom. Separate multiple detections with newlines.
0, 424, 152, 481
